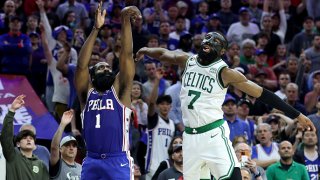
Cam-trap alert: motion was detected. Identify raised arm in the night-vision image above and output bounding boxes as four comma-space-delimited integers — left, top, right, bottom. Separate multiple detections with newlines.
75, 2, 106, 107
113, 6, 141, 107
221, 67, 315, 131
136, 47, 189, 68
0, 95, 25, 162
40, 23, 53, 66
148, 68, 163, 116
50, 110, 74, 166
56, 43, 71, 75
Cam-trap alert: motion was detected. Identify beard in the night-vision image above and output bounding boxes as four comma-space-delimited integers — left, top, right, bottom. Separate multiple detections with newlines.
92, 71, 115, 92
198, 47, 218, 66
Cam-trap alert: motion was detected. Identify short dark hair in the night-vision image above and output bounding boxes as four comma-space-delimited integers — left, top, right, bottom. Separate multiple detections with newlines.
15, 130, 36, 143
156, 95, 172, 104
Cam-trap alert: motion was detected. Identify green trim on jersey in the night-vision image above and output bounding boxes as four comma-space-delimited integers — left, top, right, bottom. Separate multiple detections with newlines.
195, 56, 223, 68
216, 65, 228, 89
218, 125, 235, 180
182, 55, 193, 78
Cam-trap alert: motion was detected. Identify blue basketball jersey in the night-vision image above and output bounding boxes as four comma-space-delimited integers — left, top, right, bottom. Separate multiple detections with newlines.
81, 87, 132, 153
305, 154, 320, 180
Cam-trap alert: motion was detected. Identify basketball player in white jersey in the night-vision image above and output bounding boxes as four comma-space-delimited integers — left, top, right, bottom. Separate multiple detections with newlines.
136, 31, 315, 180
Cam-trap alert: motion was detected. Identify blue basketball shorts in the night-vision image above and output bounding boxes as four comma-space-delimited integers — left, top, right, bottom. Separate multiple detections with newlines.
81, 152, 134, 180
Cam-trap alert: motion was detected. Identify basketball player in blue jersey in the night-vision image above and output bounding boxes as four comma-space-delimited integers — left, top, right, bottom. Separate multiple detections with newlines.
75, 2, 141, 180
136, 31, 315, 180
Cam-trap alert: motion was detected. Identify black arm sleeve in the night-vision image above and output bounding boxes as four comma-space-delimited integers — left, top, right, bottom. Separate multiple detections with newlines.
49, 159, 61, 178
258, 88, 300, 119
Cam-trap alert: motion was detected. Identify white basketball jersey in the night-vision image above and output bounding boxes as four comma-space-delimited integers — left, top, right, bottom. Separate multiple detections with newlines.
180, 55, 228, 128
145, 115, 175, 174
256, 143, 280, 161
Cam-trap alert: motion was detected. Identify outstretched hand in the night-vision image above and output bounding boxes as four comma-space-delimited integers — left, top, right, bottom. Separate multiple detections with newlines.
61, 109, 74, 126
95, 1, 106, 29
121, 6, 142, 23
135, 47, 147, 62
296, 114, 316, 132
155, 68, 164, 80
9, 95, 26, 112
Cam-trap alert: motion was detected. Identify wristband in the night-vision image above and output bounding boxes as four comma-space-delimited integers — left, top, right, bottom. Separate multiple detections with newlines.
258, 88, 300, 119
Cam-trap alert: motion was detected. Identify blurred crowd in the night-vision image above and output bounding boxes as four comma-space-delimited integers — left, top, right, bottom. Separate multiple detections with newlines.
0, 0, 320, 179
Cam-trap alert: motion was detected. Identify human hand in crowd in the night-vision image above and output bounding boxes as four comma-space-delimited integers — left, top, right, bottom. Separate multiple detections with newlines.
232, 55, 240, 67
60, 110, 74, 127
95, 1, 106, 29
155, 68, 164, 80
72, 129, 81, 136
36, 0, 45, 13
121, 6, 142, 23
313, 83, 320, 95
296, 114, 315, 131
244, 159, 258, 175
9, 95, 26, 112
39, 22, 45, 33
295, 129, 303, 142
132, 99, 144, 109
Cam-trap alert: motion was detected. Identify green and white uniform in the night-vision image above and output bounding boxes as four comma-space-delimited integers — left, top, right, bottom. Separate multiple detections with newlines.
181, 55, 240, 180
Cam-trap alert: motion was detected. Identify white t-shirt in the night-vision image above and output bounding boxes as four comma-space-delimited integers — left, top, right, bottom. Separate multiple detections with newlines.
227, 22, 260, 44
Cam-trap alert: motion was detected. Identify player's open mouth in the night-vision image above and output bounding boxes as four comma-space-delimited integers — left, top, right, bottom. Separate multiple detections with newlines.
202, 45, 210, 52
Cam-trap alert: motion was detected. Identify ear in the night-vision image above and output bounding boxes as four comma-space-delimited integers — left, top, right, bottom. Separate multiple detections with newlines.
16, 142, 20, 148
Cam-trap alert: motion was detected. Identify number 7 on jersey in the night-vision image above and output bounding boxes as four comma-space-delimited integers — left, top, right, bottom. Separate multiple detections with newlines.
188, 90, 201, 109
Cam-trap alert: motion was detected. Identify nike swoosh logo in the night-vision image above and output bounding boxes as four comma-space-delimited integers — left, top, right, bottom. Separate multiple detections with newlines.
121, 163, 128, 167
211, 133, 218, 138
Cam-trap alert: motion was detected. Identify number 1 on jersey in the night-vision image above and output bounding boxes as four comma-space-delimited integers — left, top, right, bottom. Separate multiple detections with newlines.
95, 114, 101, 128
188, 90, 201, 109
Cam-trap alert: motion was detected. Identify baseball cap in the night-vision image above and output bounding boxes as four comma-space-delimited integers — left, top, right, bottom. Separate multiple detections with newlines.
255, 49, 267, 56
223, 94, 236, 106
9, 16, 22, 22
29, 32, 39, 38
312, 70, 320, 78
210, 13, 220, 20
304, 16, 314, 22
60, 135, 78, 148
239, 7, 249, 14
176, 1, 188, 8
180, 32, 192, 39
255, 70, 267, 78
15, 130, 36, 143
173, 144, 182, 152
237, 98, 251, 107
266, 115, 280, 124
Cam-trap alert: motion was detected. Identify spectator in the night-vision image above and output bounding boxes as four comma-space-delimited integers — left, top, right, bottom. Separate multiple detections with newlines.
216, 0, 238, 33
145, 68, 175, 179
237, 98, 255, 145
28, 32, 47, 98
106, 33, 121, 73
152, 136, 182, 180
19, 124, 51, 170
142, 0, 168, 35
0, 0, 16, 33
289, 16, 315, 57
132, 17, 149, 54
169, 16, 189, 41
306, 0, 320, 19
304, 82, 320, 114
61, 10, 77, 30
285, 83, 307, 115
50, 110, 82, 179
275, 71, 291, 100
248, 49, 278, 90
240, 167, 252, 180
266, 141, 309, 180
157, 144, 183, 180
226, 42, 249, 76
71, 27, 86, 53
176, 0, 190, 31
0, 95, 49, 180
201, 13, 225, 35
131, 81, 148, 127
191, 34, 203, 53
167, 5, 179, 31
25, 14, 39, 35
191, 1, 209, 34
269, 44, 287, 72
240, 38, 256, 65
142, 61, 170, 102
307, 97, 320, 145
252, 123, 280, 169
293, 130, 320, 179
305, 33, 320, 73
227, 7, 260, 44
158, 21, 179, 51
133, 164, 142, 180
222, 94, 251, 144
0, 16, 32, 75
55, 0, 88, 25
248, 0, 262, 26
234, 142, 266, 180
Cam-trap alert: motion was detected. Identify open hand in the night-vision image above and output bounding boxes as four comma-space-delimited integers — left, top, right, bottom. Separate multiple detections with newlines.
10, 95, 26, 112
95, 1, 106, 29
297, 114, 316, 131
121, 6, 142, 23
61, 109, 74, 126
